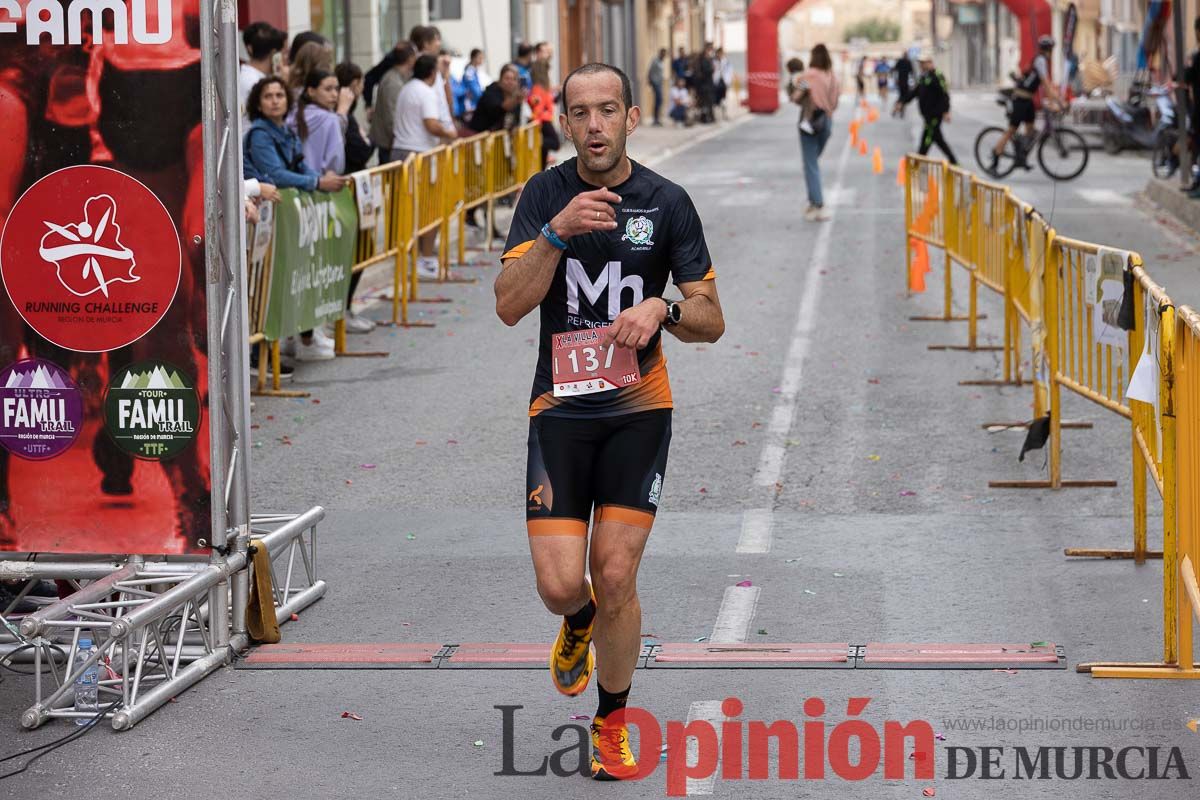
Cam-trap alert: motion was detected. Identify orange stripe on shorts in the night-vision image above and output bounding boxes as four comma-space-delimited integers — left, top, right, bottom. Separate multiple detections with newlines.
595, 505, 656, 529
527, 518, 588, 537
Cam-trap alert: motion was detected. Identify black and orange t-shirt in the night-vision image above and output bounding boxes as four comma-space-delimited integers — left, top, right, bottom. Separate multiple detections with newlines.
502, 157, 714, 418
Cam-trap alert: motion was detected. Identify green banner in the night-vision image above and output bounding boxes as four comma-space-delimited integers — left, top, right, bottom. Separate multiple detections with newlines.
264, 187, 357, 341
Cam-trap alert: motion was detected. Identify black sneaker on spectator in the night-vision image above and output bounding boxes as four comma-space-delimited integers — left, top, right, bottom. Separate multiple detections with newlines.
249, 349, 295, 381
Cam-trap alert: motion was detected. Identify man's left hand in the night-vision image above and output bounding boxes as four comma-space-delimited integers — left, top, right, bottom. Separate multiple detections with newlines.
602, 298, 667, 349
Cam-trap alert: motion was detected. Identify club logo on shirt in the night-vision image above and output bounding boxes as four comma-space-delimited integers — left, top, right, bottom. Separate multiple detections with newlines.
621, 216, 654, 247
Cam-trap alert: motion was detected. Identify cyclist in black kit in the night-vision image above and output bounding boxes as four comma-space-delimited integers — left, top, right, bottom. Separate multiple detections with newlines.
990, 35, 1063, 173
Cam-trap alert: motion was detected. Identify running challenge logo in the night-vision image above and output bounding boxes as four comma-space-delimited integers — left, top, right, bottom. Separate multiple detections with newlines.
1, 165, 181, 352
494, 700, 1194, 795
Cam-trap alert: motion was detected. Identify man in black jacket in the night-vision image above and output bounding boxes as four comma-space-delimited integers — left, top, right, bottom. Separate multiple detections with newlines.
891, 51, 914, 117
896, 53, 956, 164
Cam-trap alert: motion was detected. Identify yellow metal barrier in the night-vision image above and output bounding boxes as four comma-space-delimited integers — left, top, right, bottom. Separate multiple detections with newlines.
456, 132, 493, 261
1082, 292, 1199, 680
926, 165, 1002, 354
903, 155, 948, 308
250, 123, 543, 358
900, 155, 1200, 680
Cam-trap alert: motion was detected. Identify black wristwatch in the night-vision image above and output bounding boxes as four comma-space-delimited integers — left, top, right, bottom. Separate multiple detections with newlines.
663, 300, 682, 326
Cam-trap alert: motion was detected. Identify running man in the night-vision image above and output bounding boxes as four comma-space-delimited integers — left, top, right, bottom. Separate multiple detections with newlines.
494, 62, 725, 780
896, 52, 957, 164
989, 35, 1062, 173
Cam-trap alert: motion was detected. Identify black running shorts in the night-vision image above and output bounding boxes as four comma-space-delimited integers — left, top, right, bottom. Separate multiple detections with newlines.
1009, 98, 1036, 127
526, 410, 672, 536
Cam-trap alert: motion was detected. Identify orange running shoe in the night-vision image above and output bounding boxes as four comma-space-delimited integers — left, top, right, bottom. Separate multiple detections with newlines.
591, 715, 639, 780
549, 582, 595, 696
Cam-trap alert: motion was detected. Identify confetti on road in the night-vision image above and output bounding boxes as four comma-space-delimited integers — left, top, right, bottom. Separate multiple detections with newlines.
803, 589, 817, 595
1031, 641, 1047, 647
360, 464, 376, 469
341, 711, 363, 721
406, 534, 416, 540
833, 572, 845, 578
694, 636, 708, 643
732, 440, 747, 446
569, 714, 590, 720
736, 580, 753, 587
785, 558, 801, 563
993, 668, 1019, 674
867, 455, 881, 461
923, 788, 935, 797
899, 490, 917, 497
935, 733, 946, 741
868, 378, 880, 384
473, 740, 484, 747
757, 628, 768, 635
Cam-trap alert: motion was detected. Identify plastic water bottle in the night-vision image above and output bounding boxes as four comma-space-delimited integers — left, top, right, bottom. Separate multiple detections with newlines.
73, 637, 99, 725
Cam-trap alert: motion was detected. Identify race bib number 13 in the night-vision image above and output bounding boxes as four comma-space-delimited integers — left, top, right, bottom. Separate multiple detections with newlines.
551, 328, 641, 397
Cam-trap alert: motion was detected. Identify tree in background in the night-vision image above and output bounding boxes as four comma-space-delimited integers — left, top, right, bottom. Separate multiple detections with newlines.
843, 17, 901, 43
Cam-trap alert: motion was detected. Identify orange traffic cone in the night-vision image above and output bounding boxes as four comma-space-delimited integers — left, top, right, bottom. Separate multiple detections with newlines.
867, 106, 879, 123
872, 147, 884, 174
858, 138, 868, 156
849, 120, 859, 145
895, 157, 907, 187
909, 239, 930, 293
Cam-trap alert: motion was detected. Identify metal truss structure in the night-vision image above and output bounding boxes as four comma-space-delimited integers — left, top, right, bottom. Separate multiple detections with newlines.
0, 511, 326, 730
0, 0, 328, 731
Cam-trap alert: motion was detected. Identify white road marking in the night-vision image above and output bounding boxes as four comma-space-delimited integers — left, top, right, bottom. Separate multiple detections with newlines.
684, 586, 759, 795
683, 700, 726, 795
709, 585, 761, 643
752, 136, 854, 491
1076, 188, 1132, 206
736, 509, 773, 553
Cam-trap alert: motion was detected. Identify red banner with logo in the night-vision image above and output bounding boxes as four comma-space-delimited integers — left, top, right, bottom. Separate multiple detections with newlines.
0, 1, 211, 555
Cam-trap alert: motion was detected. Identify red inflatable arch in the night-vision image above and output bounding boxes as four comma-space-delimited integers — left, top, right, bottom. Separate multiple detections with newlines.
746, 0, 1051, 113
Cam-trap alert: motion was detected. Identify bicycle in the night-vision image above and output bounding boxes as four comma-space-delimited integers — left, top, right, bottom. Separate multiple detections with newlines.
974, 92, 1089, 181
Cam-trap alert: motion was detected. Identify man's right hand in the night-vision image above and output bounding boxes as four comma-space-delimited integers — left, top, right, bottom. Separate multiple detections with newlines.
549, 188, 622, 239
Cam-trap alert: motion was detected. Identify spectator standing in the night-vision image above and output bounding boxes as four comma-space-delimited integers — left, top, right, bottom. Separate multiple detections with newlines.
239, 22, 286, 127
288, 40, 334, 100
288, 31, 329, 69
855, 55, 867, 102
393, 54, 457, 278
534, 41, 553, 62
874, 57, 891, 103
892, 51, 914, 117
367, 43, 415, 164
672, 46, 690, 83
896, 53, 956, 164
243, 76, 348, 360
696, 43, 716, 123
514, 43, 534, 93
714, 47, 733, 120
1184, 16, 1200, 195
462, 49, 486, 118
469, 63, 522, 133
797, 44, 839, 221
336, 63, 372, 173
292, 69, 350, 176
527, 61, 560, 169
669, 76, 690, 126
335, 62, 375, 333
648, 49, 666, 126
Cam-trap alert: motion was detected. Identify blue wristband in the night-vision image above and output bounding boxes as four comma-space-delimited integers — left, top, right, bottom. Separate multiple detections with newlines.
541, 222, 568, 250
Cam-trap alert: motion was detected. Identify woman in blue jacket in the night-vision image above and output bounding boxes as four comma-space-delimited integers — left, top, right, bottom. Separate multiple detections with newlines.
244, 76, 347, 193
244, 76, 348, 361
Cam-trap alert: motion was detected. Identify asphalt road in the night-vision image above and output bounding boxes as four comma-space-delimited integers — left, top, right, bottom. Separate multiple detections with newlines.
3, 92, 1200, 799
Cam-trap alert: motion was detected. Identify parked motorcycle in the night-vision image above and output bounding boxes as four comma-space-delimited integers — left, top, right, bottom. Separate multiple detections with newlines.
1101, 84, 1177, 163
